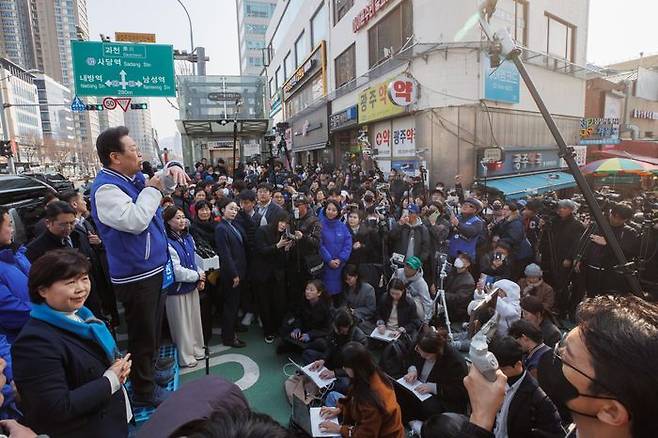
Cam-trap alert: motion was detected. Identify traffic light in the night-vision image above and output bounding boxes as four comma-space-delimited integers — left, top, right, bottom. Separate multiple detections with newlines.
130, 103, 148, 110
85, 104, 104, 111
0, 141, 12, 157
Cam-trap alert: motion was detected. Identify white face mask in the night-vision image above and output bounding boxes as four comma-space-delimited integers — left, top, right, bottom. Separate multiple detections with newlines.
293, 207, 300, 219
454, 258, 465, 269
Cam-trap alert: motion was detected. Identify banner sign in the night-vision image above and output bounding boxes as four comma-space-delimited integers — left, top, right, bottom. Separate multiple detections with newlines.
483, 58, 520, 104
476, 147, 568, 178
358, 77, 405, 124
579, 118, 620, 145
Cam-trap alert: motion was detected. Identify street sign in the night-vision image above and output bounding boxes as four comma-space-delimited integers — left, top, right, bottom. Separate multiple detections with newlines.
115, 98, 132, 112
208, 92, 242, 102
115, 32, 156, 43
71, 41, 175, 97
102, 97, 117, 110
71, 95, 86, 112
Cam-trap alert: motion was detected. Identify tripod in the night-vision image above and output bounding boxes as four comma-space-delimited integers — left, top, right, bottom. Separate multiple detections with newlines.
432, 253, 453, 341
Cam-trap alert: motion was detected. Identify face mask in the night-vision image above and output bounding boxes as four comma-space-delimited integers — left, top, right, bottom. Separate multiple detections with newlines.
293, 207, 300, 219
454, 258, 465, 269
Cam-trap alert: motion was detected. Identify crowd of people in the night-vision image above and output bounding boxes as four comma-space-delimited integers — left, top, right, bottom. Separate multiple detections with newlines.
0, 125, 656, 438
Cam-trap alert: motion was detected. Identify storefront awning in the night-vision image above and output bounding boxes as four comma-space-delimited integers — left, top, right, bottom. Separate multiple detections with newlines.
482, 172, 577, 200
293, 142, 327, 153
175, 119, 270, 138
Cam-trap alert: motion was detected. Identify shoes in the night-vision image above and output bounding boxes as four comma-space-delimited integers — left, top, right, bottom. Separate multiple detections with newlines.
223, 338, 246, 348
181, 361, 198, 368
241, 312, 254, 326
235, 324, 249, 333
155, 356, 175, 371
132, 385, 172, 408
409, 420, 423, 436
154, 365, 174, 386
264, 335, 275, 344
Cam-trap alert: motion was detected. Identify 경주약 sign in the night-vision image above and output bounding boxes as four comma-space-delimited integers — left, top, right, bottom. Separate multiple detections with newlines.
388, 76, 418, 107
71, 41, 175, 97
483, 58, 520, 104
358, 78, 405, 124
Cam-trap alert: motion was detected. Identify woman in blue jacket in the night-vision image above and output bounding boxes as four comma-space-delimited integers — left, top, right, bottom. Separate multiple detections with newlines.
319, 200, 352, 305
0, 207, 31, 344
163, 206, 205, 368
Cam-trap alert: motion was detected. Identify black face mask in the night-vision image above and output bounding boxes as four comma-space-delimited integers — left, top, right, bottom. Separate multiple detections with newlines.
551, 353, 618, 419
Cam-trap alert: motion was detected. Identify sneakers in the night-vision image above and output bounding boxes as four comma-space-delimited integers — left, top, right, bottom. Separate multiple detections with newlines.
154, 365, 174, 386
264, 335, 275, 344
223, 338, 246, 348
132, 385, 172, 408
241, 312, 254, 326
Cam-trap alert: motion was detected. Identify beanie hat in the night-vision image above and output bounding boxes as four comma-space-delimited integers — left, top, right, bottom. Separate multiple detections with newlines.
558, 199, 578, 211
524, 263, 543, 278
405, 256, 422, 270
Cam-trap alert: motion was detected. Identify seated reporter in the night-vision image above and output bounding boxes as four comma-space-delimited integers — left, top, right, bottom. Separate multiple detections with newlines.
319, 342, 405, 438
397, 330, 468, 432
11, 249, 132, 438
372, 279, 421, 341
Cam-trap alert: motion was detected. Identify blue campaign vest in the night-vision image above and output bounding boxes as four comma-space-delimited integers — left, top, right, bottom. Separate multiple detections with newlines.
167, 233, 198, 295
448, 214, 483, 260
90, 168, 168, 284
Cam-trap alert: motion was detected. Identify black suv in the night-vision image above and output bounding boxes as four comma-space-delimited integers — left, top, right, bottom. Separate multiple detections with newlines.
0, 175, 54, 245
23, 172, 74, 193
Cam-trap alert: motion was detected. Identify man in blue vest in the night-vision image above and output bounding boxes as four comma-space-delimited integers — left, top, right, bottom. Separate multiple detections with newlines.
448, 197, 484, 261
90, 126, 188, 407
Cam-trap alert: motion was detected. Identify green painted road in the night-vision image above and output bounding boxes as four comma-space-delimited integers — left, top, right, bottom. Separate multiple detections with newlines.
179, 328, 295, 425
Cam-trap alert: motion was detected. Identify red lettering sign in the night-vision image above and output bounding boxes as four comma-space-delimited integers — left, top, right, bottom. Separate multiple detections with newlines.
353, 0, 391, 33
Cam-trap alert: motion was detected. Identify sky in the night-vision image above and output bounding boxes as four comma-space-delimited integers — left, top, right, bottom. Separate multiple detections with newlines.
87, 0, 657, 140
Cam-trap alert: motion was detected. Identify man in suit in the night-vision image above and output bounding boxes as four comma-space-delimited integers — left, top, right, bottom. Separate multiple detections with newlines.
234, 190, 262, 330
489, 336, 562, 438
255, 182, 283, 227
25, 201, 103, 318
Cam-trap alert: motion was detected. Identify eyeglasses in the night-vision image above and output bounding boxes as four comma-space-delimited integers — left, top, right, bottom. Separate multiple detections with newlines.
553, 334, 618, 400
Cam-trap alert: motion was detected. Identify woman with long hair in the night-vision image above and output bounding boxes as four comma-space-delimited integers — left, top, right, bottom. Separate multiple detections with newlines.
319, 200, 352, 305
252, 210, 291, 344
342, 264, 376, 325
374, 279, 422, 338
163, 206, 205, 368
319, 342, 404, 437
12, 250, 131, 437
397, 330, 468, 432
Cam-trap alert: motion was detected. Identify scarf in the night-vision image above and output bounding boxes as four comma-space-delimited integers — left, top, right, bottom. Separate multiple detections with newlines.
30, 303, 118, 362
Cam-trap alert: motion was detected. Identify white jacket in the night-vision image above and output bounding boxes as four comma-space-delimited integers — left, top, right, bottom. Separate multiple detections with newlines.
467, 279, 521, 336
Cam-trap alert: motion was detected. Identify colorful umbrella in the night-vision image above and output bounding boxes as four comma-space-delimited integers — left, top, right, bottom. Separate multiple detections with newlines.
580, 158, 658, 176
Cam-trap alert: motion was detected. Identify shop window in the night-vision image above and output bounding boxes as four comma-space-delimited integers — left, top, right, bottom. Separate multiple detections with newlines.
368, 1, 413, 68
334, 0, 353, 25
284, 51, 293, 79
546, 12, 576, 62
295, 31, 307, 67
335, 44, 355, 88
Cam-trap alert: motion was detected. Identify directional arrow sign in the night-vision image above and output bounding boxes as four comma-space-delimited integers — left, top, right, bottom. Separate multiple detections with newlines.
71, 41, 175, 97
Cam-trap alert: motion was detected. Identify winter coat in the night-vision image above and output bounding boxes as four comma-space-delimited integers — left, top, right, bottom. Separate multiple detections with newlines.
518, 278, 555, 312
492, 217, 533, 261
540, 215, 585, 265
389, 217, 430, 263
344, 282, 377, 322
395, 267, 433, 322
189, 218, 217, 260
445, 270, 476, 322
214, 220, 247, 282
234, 210, 261, 259
319, 210, 352, 295
377, 294, 422, 334
347, 224, 381, 265
251, 225, 288, 283
290, 299, 332, 340
468, 280, 521, 336
322, 326, 368, 375
0, 246, 30, 344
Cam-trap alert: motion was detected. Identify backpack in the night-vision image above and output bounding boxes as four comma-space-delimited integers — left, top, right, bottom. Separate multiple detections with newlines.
379, 333, 413, 378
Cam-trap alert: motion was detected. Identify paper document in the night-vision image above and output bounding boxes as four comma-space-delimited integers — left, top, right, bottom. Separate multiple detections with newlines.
310, 407, 340, 437
396, 377, 432, 401
369, 327, 401, 342
288, 358, 336, 388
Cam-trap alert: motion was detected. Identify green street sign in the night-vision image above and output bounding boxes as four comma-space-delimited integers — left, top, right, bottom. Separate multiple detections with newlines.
71, 40, 176, 97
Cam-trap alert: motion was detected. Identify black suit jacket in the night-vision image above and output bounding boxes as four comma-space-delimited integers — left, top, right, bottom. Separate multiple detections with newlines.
11, 318, 128, 438
258, 202, 284, 226
251, 225, 287, 283
409, 345, 468, 413
506, 372, 563, 438
214, 220, 247, 282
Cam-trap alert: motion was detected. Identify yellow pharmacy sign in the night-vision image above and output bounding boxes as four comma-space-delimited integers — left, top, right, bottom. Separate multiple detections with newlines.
357, 78, 404, 124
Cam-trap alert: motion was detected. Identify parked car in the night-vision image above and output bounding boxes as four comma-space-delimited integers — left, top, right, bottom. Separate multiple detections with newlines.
22, 172, 74, 193
0, 175, 54, 244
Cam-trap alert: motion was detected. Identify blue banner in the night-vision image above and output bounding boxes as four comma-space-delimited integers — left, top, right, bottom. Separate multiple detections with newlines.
484, 58, 520, 104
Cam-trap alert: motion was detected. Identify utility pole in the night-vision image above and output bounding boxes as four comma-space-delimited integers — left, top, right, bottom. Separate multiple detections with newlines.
477, 0, 644, 297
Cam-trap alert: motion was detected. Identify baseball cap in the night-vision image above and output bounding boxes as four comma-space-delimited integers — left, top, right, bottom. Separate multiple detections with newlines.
405, 256, 422, 270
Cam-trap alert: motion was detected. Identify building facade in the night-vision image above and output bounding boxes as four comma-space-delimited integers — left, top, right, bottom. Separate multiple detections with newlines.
0, 57, 42, 165
124, 100, 157, 163
265, 0, 592, 196
236, 0, 278, 76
